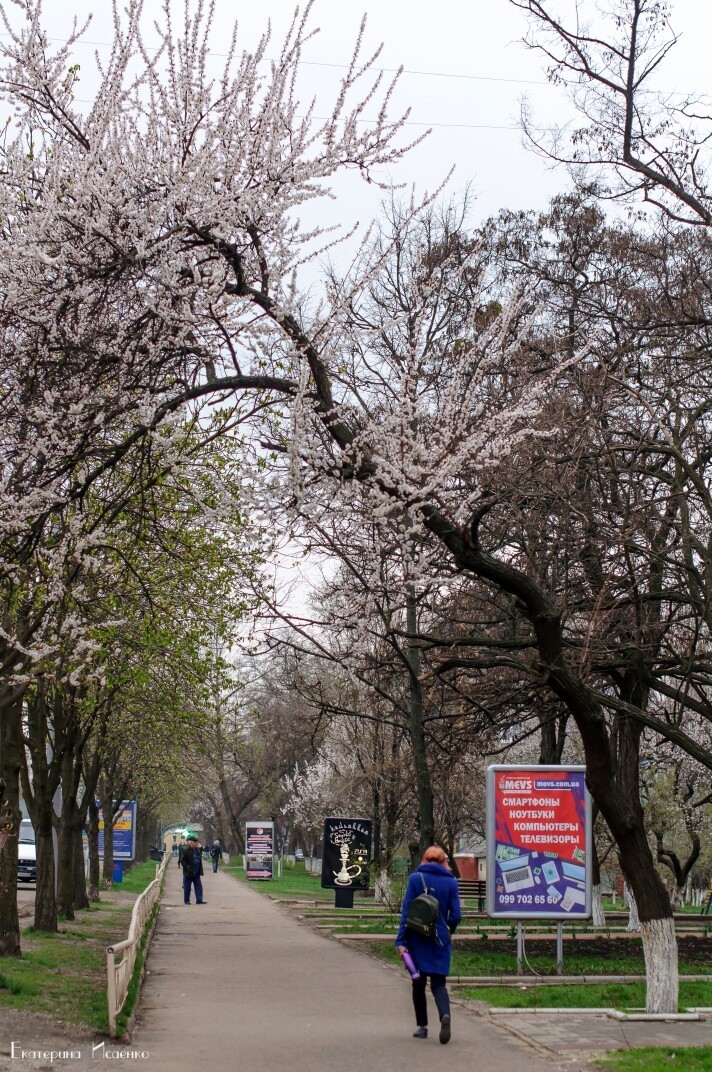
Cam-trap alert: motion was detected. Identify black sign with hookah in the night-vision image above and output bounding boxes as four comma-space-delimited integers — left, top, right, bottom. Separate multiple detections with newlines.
320, 817, 372, 893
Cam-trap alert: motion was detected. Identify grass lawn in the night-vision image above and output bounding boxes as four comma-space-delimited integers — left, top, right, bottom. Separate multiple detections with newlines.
0, 860, 158, 1032
224, 861, 371, 903
596, 1048, 712, 1071
459, 981, 712, 1010
367, 937, 712, 978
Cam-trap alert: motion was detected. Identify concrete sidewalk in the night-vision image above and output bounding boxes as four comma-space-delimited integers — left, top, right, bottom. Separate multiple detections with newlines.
130, 866, 586, 1072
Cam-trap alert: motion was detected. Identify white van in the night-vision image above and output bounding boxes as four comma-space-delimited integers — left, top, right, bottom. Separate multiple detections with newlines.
17, 820, 36, 884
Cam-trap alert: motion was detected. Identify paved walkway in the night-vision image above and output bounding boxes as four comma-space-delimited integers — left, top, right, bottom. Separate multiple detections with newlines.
131, 867, 585, 1072
489, 1009, 712, 1056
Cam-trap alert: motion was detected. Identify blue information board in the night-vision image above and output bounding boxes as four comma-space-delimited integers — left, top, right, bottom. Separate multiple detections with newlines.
97, 800, 137, 861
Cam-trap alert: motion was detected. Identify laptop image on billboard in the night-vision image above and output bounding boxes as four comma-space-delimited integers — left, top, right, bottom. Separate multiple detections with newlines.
561, 861, 586, 884
499, 854, 535, 893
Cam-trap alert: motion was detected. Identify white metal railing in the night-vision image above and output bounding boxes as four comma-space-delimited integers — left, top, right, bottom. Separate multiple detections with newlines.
106, 852, 169, 1037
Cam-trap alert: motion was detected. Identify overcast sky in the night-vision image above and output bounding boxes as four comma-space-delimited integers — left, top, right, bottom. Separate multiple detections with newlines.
24, 0, 712, 234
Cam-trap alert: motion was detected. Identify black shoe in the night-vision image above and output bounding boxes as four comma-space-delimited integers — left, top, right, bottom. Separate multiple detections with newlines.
439, 1015, 451, 1045
413, 1028, 428, 1039
196, 900, 207, 904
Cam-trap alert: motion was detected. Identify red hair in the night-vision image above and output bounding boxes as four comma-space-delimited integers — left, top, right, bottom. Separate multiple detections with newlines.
422, 845, 449, 868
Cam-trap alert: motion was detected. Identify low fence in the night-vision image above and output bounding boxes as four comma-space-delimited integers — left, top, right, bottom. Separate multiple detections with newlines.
106, 852, 169, 1037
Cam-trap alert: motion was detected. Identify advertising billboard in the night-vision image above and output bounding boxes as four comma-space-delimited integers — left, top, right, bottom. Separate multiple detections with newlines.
320, 817, 372, 890
486, 765, 591, 919
97, 801, 137, 861
245, 822, 274, 880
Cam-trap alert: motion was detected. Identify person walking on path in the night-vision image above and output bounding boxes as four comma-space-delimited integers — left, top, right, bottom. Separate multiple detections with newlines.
396, 845, 462, 1044
181, 835, 207, 904
209, 840, 223, 874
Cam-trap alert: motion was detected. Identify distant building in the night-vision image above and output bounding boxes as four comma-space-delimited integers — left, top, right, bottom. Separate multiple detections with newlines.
454, 835, 487, 881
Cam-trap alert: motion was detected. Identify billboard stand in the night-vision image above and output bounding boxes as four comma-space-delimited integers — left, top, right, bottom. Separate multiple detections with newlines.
334, 887, 355, 909
556, 922, 564, 975
516, 922, 523, 976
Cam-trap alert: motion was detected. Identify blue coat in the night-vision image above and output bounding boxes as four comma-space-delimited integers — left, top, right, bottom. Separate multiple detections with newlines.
395, 863, 462, 975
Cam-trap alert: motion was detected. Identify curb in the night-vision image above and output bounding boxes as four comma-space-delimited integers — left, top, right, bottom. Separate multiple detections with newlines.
489, 1007, 706, 1022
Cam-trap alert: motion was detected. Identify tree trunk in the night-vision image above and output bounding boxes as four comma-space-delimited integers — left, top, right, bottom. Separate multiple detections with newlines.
87, 799, 100, 902
56, 817, 75, 920
101, 789, 114, 889
0, 696, 24, 956
33, 826, 57, 932
641, 918, 679, 1013
22, 682, 60, 932
624, 881, 641, 932
374, 869, 392, 905
591, 831, 606, 926
406, 590, 435, 851
72, 825, 89, 910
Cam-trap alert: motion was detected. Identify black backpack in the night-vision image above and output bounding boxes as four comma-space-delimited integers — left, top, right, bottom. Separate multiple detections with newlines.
405, 874, 441, 939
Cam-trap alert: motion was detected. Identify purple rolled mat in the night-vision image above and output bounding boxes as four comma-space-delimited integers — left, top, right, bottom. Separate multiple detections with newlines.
399, 949, 421, 980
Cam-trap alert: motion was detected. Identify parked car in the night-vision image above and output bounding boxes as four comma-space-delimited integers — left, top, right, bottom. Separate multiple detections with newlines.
294, 848, 304, 860
17, 820, 36, 884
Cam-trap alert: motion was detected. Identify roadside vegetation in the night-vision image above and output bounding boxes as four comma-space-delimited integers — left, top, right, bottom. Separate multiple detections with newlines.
596, 1049, 712, 1072
0, 862, 156, 1032
461, 981, 712, 1011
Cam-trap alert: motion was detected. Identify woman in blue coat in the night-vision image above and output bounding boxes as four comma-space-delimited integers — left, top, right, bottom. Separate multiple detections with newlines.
396, 845, 462, 1043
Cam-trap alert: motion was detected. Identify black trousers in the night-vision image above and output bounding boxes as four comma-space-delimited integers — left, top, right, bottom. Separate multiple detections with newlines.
412, 973, 450, 1027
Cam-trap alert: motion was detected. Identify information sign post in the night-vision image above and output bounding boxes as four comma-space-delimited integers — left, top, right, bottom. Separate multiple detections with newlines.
97, 801, 137, 862
486, 765, 591, 921
245, 822, 274, 880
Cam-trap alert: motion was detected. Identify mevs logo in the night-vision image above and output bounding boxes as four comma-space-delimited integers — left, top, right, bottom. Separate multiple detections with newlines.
498, 777, 533, 792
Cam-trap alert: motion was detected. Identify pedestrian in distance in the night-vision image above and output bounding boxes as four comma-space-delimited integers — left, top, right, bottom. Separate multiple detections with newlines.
395, 845, 462, 1044
181, 835, 207, 904
210, 840, 223, 874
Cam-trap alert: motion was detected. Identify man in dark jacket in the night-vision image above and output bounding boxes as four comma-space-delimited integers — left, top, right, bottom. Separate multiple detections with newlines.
396, 846, 461, 1044
209, 840, 223, 874
181, 835, 206, 904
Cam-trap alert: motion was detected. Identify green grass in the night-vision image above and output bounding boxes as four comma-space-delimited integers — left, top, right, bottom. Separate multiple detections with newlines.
596, 1048, 712, 1071
118, 860, 161, 894
459, 981, 712, 1010
367, 939, 712, 978
224, 860, 366, 902
0, 860, 159, 1031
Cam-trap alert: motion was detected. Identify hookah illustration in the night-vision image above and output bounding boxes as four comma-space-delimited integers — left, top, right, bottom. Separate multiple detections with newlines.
332, 832, 365, 886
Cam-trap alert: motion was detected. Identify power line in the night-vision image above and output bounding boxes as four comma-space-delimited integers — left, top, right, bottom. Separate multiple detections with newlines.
0, 32, 552, 89
69, 97, 537, 132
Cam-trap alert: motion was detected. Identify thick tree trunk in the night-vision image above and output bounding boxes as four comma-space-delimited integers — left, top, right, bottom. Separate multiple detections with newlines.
33, 827, 57, 932
0, 697, 24, 956
22, 683, 60, 932
641, 917, 679, 1013
56, 816, 75, 920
